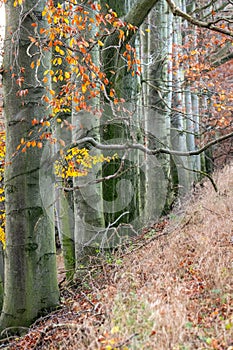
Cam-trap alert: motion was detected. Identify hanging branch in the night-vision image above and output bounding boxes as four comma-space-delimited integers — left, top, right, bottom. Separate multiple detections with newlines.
166, 0, 233, 37
71, 131, 233, 157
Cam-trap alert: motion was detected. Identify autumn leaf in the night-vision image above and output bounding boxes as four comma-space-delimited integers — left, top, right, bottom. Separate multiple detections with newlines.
98, 40, 104, 47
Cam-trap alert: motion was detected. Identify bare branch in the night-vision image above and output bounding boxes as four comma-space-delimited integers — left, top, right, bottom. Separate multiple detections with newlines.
72, 132, 233, 157
166, 0, 233, 37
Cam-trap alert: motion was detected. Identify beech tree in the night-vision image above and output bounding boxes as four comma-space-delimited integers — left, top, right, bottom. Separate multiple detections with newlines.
1, 0, 59, 330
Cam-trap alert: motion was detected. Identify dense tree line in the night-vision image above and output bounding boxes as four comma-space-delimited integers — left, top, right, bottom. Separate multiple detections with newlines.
0, 0, 232, 331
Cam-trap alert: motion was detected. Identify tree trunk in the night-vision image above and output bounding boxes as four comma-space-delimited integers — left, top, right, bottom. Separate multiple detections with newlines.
0, 1, 59, 330
71, 5, 105, 268
144, 1, 171, 220
55, 125, 75, 280
100, 0, 144, 241
170, 3, 191, 197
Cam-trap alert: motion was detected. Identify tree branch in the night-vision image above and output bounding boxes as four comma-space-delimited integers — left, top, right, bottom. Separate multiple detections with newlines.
72, 131, 233, 157
124, 0, 158, 28
166, 0, 233, 38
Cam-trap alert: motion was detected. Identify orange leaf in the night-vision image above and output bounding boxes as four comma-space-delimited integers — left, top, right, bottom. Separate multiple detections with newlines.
42, 76, 48, 83
109, 89, 115, 98
43, 95, 50, 103
40, 28, 46, 34
59, 139, 65, 147
31, 118, 38, 125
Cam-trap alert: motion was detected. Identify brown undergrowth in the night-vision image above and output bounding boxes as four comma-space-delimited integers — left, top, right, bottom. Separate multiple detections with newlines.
2, 165, 233, 349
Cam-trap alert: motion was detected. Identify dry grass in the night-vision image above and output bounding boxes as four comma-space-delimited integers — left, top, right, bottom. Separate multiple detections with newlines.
6, 164, 233, 349
95, 165, 233, 349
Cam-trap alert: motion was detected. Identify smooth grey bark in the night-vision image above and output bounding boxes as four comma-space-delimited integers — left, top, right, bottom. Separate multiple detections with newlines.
170, 2, 191, 196
184, 84, 199, 184
191, 92, 201, 175
55, 125, 75, 280
0, 1, 59, 330
51, 5, 75, 279
71, 6, 105, 267
144, 1, 171, 220
72, 111, 105, 266
182, 3, 201, 180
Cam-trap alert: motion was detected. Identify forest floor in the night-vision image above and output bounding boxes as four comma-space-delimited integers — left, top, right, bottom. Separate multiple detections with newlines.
1, 164, 233, 350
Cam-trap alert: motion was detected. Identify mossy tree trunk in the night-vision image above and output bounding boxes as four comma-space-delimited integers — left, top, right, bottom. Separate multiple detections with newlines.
0, 0, 59, 330
100, 0, 144, 241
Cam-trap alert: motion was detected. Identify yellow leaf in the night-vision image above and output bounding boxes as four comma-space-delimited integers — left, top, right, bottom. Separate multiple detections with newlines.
98, 40, 104, 47
82, 84, 87, 93
57, 57, 62, 65
30, 61, 35, 69
191, 50, 198, 55
64, 71, 70, 79
105, 346, 112, 350
111, 326, 119, 334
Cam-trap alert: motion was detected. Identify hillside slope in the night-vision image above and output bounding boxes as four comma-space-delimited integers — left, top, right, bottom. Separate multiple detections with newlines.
3, 164, 233, 350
